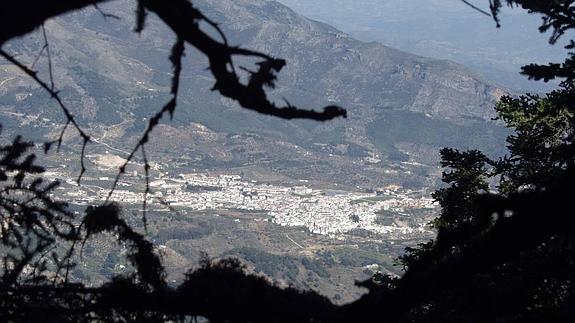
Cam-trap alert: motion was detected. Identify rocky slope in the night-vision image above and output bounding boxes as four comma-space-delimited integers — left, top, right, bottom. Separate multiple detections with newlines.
0, 0, 513, 303
0, 0, 508, 188
197, 0, 504, 119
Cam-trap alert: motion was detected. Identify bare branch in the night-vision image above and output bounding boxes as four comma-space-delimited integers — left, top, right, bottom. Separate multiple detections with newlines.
460, 0, 492, 17
134, 1, 147, 33
141, 145, 150, 232
92, 3, 120, 20
0, 49, 91, 183
30, 44, 47, 70
140, 0, 347, 121
1, 0, 347, 122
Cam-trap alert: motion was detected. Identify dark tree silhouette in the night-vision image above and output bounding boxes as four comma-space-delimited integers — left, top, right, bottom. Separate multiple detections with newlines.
397, 148, 492, 273
342, 1, 575, 321
0, 0, 574, 322
0, 128, 79, 286
494, 84, 575, 192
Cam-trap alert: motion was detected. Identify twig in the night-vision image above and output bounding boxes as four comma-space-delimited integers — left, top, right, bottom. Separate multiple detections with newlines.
460, 0, 492, 17
30, 44, 47, 70
92, 3, 120, 20
106, 38, 185, 226
141, 0, 347, 121
40, 25, 55, 91
0, 49, 91, 184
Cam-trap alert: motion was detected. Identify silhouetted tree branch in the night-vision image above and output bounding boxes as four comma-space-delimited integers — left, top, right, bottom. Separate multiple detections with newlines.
1, 0, 347, 190
0, 128, 80, 287
0, 1, 347, 321
0, 49, 91, 183
0, 1, 574, 322
1, 0, 347, 122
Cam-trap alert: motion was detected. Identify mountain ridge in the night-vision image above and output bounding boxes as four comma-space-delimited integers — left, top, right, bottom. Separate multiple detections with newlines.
0, 0, 509, 189
0, 0, 514, 303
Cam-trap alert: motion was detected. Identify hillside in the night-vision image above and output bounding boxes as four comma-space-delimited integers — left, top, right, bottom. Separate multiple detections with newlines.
0, 0, 513, 303
277, 0, 564, 92
0, 0, 508, 188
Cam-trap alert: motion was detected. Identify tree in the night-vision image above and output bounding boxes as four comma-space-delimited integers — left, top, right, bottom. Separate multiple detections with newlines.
1, 0, 575, 322
398, 148, 491, 273
494, 84, 575, 192
0, 1, 345, 321
0, 129, 78, 287
343, 1, 575, 321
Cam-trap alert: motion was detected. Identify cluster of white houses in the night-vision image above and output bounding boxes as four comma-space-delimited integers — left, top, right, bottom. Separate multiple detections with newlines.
49, 170, 436, 239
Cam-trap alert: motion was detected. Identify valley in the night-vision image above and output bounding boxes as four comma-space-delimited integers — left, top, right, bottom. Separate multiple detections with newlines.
0, 0, 512, 304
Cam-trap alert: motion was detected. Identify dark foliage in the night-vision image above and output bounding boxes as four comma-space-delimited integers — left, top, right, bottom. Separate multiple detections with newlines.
341, 1, 575, 321
491, 0, 575, 82
494, 84, 575, 192
0, 1, 345, 321
397, 148, 492, 273
0, 0, 574, 322
0, 128, 78, 287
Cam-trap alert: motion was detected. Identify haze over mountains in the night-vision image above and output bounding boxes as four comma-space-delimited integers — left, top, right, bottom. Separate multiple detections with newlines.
277, 0, 567, 93
0, 0, 518, 303
1, 0, 508, 189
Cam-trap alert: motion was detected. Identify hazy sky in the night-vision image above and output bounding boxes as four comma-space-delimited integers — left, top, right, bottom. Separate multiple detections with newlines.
276, 0, 569, 92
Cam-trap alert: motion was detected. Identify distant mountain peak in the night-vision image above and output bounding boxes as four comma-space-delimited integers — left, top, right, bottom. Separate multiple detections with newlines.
1, 0, 509, 188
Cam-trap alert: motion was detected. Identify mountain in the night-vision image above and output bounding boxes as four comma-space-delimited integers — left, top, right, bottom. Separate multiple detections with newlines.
0, 0, 509, 189
276, 0, 565, 93
198, 0, 506, 120
0, 0, 514, 303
